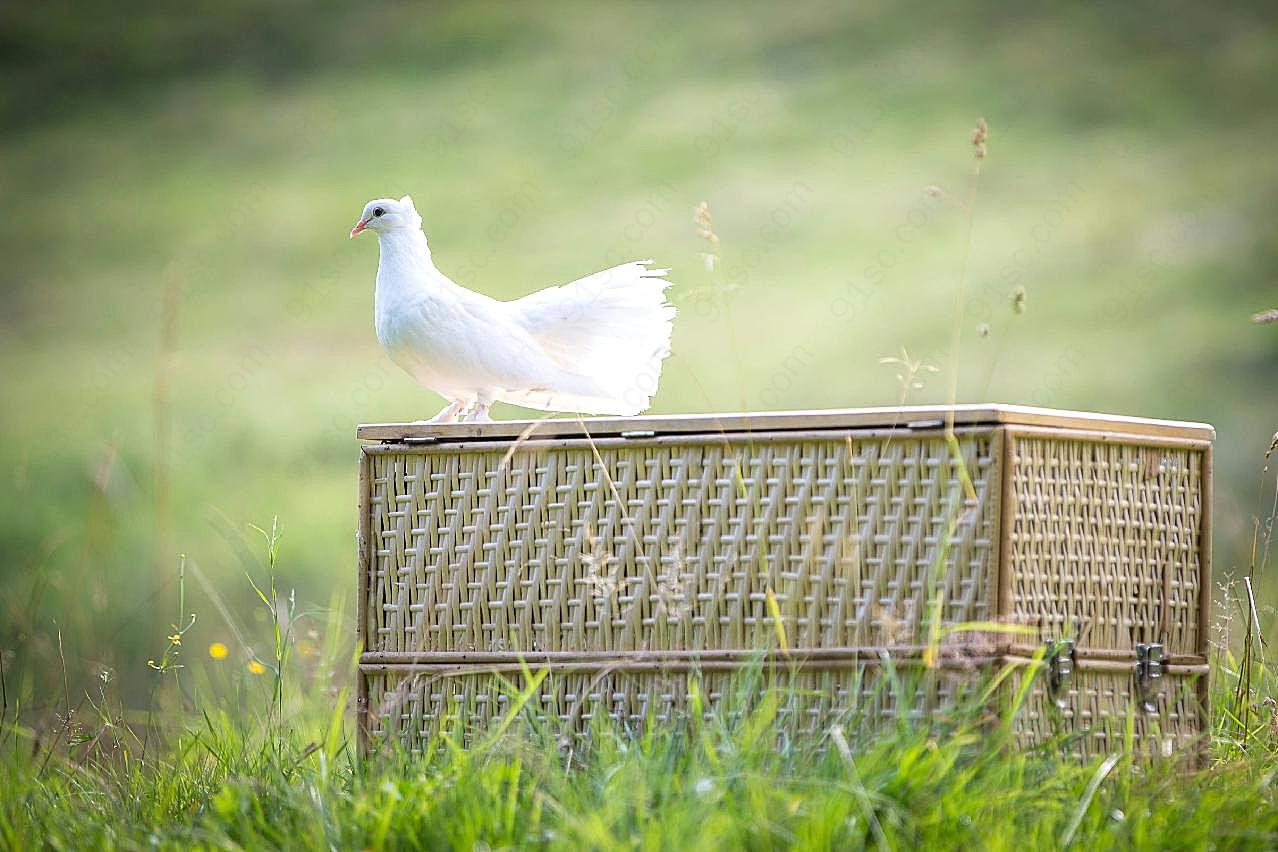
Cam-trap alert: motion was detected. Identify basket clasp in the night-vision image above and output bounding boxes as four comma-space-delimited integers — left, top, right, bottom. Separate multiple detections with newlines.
1135, 642, 1164, 714
1045, 638, 1076, 709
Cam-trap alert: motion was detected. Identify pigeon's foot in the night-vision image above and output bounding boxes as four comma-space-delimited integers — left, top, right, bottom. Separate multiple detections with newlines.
426, 399, 469, 423
464, 395, 493, 423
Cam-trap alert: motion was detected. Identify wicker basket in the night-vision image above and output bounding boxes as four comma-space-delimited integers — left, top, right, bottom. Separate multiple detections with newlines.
355, 404, 1212, 758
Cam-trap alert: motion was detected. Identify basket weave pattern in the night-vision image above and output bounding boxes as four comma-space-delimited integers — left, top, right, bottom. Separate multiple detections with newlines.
366, 433, 999, 655
364, 662, 1202, 757
1011, 666, 1204, 756
1006, 435, 1205, 654
364, 664, 973, 746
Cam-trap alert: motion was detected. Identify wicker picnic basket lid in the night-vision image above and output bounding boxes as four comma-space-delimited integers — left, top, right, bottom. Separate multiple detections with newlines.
357, 403, 1215, 443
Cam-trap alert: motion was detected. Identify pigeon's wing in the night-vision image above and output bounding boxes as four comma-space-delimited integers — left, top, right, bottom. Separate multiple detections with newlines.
380, 280, 566, 394
509, 261, 673, 366
505, 261, 675, 414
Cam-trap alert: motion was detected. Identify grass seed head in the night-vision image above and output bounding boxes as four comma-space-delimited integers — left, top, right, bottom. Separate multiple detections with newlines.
694, 200, 721, 270
1010, 286, 1027, 314
972, 117, 988, 159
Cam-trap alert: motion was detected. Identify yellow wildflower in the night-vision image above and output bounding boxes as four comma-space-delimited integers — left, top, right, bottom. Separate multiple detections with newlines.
247, 660, 267, 675
168, 633, 182, 646
208, 642, 229, 660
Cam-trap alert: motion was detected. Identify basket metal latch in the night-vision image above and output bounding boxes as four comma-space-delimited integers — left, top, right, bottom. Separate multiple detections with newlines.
1045, 639, 1076, 709
1135, 642, 1164, 714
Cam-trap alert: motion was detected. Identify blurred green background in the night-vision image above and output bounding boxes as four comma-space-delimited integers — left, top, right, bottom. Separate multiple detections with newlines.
2, 0, 1275, 706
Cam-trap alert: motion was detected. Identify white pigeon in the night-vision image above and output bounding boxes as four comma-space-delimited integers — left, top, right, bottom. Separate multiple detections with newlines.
350, 195, 675, 423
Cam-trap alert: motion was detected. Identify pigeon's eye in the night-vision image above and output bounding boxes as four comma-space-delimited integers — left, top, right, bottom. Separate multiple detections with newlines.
373, 207, 385, 218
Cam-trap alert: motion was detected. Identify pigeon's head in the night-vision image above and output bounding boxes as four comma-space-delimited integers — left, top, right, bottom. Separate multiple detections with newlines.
350, 195, 421, 238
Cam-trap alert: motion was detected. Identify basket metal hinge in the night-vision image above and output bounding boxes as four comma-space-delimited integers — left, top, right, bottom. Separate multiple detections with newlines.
905, 418, 945, 430
1135, 642, 1164, 714
620, 430, 656, 439
1045, 638, 1076, 708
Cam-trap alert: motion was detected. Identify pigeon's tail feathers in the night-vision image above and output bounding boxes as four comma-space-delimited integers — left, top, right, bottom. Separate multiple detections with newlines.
509, 261, 675, 415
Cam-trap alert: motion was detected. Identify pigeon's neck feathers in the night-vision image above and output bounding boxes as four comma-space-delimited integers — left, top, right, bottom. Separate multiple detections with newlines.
374, 227, 438, 294
373, 226, 461, 322
377, 225, 431, 265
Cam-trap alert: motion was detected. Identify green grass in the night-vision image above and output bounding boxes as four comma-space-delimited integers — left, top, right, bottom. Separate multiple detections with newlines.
4, 590, 1278, 849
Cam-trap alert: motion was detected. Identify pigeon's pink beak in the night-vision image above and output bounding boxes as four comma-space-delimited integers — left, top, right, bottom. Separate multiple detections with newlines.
349, 218, 370, 238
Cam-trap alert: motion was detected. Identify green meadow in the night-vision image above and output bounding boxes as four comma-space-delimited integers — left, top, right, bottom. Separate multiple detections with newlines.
1, 2, 1276, 847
